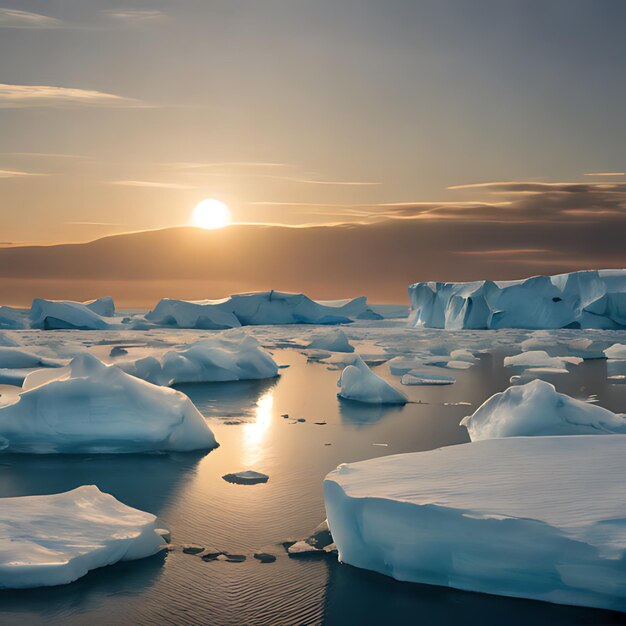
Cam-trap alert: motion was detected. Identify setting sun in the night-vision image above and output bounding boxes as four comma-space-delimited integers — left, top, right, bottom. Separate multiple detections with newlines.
192, 198, 232, 230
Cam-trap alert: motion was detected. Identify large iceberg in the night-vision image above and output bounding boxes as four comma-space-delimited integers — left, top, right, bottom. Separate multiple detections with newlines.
408, 269, 626, 329
461, 379, 626, 440
324, 435, 626, 611
118, 331, 279, 386
0, 485, 165, 588
0, 353, 217, 453
146, 291, 379, 328
337, 355, 407, 404
30, 297, 116, 330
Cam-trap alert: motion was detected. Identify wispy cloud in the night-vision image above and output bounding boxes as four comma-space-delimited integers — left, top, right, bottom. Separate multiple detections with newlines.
456, 248, 552, 256
0, 8, 62, 29
112, 180, 194, 189
0, 84, 140, 108
102, 9, 165, 23
5, 152, 90, 160
65, 221, 122, 226
584, 172, 625, 177
0, 168, 46, 178
171, 161, 291, 170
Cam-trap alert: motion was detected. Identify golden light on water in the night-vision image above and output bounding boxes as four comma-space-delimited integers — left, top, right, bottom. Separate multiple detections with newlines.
241, 390, 274, 467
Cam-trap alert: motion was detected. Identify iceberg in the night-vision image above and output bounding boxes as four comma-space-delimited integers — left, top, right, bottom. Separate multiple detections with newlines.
408, 269, 626, 329
338, 355, 407, 405
118, 331, 278, 386
146, 291, 378, 328
306, 329, 355, 353
606, 343, 626, 360
460, 379, 626, 440
0, 485, 165, 589
30, 297, 116, 330
401, 371, 455, 386
0, 346, 62, 369
503, 350, 582, 369
324, 435, 626, 611
0, 305, 28, 329
0, 353, 217, 453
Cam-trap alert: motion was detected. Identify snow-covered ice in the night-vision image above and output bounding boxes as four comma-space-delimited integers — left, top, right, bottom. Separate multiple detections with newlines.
461, 379, 626, 440
30, 298, 116, 330
409, 269, 626, 329
400, 371, 455, 386
306, 329, 354, 353
503, 350, 582, 369
337, 355, 407, 404
324, 435, 626, 611
606, 343, 626, 360
117, 330, 278, 386
146, 291, 379, 328
0, 346, 62, 369
0, 485, 166, 589
0, 353, 218, 453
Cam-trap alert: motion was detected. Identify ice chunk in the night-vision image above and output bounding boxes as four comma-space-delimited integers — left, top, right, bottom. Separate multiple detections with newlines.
146, 291, 378, 328
1, 353, 217, 453
0, 346, 62, 369
0, 485, 165, 589
0, 306, 28, 330
401, 371, 455, 386
306, 329, 354, 353
30, 297, 116, 330
605, 343, 626, 360
324, 436, 626, 611
503, 350, 582, 369
460, 379, 626, 440
338, 356, 407, 405
118, 330, 278, 386
408, 269, 626, 329
222, 470, 269, 485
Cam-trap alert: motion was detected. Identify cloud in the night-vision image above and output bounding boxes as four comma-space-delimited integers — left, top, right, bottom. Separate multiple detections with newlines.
0, 168, 46, 178
102, 9, 165, 23
0, 84, 140, 108
111, 180, 193, 189
584, 172, 625, 177
377, 181, 626, 224
0, 8, 62, 29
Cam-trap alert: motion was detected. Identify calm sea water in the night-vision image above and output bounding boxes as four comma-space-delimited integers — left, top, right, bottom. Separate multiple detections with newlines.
0, 337, 625, 625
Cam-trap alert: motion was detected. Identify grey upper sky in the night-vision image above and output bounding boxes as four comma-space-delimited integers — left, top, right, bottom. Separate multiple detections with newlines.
0, 0, 625, 243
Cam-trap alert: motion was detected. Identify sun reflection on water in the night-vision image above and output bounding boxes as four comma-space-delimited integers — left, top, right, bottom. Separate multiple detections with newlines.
241, 390, 274, 467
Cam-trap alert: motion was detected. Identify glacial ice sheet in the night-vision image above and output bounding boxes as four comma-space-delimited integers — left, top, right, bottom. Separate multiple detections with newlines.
461, 379, 626, 440
0, 485, 165, 589
145, 291, 379, 328
408, 269, 626, 330
0, 353, 217, 453
324, 436, 626, 611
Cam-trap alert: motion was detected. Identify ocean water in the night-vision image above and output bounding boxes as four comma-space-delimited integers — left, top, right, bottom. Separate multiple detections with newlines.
0, 327, 625, 625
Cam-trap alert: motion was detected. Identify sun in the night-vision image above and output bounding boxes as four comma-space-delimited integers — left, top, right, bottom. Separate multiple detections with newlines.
192, 198, 232, 230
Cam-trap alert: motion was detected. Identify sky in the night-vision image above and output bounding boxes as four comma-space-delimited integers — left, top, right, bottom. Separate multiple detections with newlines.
0, 0, 625, 250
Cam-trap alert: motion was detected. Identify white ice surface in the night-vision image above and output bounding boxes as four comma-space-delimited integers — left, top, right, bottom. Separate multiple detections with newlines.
461, 379, 626, 440
117, 330, 278, 386
324, 435, 626, 611
0, 485, 165, 588
0, 353, 217, 453
409, 269, 626, 330
504, 350, 582, 369
337, 355, 407, 405
306, 328, 355, 353
30, 298, 116, 330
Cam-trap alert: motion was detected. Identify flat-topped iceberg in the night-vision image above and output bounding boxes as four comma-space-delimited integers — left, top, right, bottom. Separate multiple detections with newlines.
0, 485, 166, 588
461, 379, 626, 440
408, 269, 626, 329
503, 350, 582, 369
0, 353, 217, 453
338, 355, 407, 404
30, 297, 116, 330
324, 435, 626, 611
118, 331, 279, 386
146, 291, 379, 328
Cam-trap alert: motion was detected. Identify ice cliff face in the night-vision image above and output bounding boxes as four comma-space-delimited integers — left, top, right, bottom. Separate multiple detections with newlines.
408, 269, 626, 329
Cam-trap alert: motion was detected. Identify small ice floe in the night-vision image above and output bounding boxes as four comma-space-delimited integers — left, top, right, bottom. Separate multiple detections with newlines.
338, 356, 407, 405
503, 350, 582, 369
401, 371, 455, 386
509, 367, 569, 384
306, 329, 355, 353
222, 470, 269, 485
461, 379, 626, 441
0, 485, 166, 589
285, 520, 336, 558
109, 346, 129, 357
254, 552, 277, 563
605, 343, 626, 360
